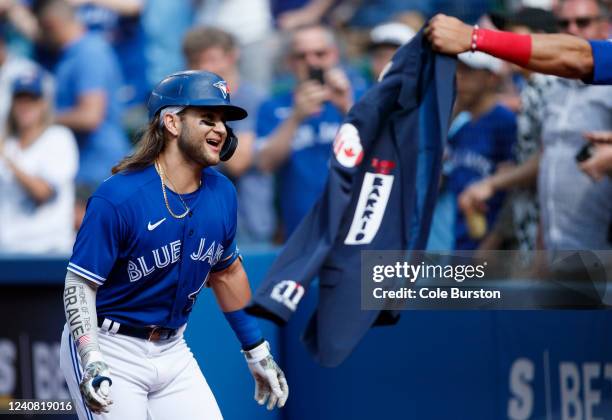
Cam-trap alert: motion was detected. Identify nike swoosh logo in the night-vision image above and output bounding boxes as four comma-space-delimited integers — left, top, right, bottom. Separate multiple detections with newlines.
147, 218, 166, 231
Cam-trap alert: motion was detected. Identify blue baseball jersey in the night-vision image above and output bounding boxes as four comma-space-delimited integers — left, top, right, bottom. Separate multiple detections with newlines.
67, 165, 239, 328
589, 40, 612, 85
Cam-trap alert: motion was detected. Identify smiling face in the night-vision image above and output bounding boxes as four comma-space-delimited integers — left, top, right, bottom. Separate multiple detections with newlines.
175, 107, 228, 167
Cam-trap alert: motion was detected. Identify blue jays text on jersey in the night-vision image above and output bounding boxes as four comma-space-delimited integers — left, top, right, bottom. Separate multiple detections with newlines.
67, 165, 239, 329
126, 236, 226, 282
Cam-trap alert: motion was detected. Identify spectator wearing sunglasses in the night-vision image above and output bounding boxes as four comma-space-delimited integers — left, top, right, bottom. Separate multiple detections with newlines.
255, 24, 366, 240
426, 0, 612, 85
537, 0, 612, 251
557, 0, 609, 39
558, 10, 605, 31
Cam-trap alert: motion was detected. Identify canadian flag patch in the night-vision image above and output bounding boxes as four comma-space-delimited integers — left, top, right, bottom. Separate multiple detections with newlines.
333, 123, 364, 168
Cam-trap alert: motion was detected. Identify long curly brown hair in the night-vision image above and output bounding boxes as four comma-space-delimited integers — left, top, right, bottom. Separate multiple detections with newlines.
112, 115, 166, 174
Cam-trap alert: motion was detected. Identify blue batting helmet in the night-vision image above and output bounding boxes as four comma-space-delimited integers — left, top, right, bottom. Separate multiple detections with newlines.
147, 70, 248, 121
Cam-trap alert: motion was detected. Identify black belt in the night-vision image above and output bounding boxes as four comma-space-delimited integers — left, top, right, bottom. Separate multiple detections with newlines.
98, 317, 179, 341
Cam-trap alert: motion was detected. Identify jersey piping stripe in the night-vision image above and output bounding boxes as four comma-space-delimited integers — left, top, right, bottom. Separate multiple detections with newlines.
68, 263, 105, 281
67, 266, 104, 286
69, 338, 93, 420
210, 251, 239, 272
69, 336, 94, 420
67, 264, 105, 285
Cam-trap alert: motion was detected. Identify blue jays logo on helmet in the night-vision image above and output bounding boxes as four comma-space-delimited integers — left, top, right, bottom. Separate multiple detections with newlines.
147, 70, 247, 121
213, 80, 230, 99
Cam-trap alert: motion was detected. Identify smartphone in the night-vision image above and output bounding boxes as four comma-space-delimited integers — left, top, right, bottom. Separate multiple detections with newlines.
308, 66, 325, 84
575, 143, 594, 163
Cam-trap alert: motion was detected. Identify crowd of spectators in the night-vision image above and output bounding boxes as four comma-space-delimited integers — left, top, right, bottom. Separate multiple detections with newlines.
0, 0, 610, 257
433, 0, 612, 255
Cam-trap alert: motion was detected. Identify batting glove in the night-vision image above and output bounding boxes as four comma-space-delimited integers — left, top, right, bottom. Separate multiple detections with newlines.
242, 340, 289, 410
79, 356, 113, 414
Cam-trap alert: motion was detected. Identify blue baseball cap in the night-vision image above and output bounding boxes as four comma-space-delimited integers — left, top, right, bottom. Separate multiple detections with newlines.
12, 70, 46, 97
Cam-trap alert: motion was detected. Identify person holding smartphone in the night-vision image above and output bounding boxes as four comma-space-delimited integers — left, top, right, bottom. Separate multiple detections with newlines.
255, 24, 366, 239
528, 0, 612, 251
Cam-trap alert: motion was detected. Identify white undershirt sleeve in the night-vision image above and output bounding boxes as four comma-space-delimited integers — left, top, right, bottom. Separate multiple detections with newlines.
63, 270, 104, 365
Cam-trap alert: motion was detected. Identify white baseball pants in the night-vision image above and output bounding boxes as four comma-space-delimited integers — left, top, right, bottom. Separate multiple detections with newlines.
59, 324, 222, 420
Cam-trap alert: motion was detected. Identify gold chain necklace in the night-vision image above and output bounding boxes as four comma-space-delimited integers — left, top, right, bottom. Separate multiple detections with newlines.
154, 160, 199, 219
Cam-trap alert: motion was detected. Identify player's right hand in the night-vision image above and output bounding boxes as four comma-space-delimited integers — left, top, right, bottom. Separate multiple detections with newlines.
79, 360, 113, 414
425, 14, 473, 55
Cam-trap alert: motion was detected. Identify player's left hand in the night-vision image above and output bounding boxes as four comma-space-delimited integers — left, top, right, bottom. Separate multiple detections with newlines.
243, 340, 289, 410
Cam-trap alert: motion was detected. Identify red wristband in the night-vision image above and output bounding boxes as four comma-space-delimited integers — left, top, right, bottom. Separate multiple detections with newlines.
474, 28, 532, 67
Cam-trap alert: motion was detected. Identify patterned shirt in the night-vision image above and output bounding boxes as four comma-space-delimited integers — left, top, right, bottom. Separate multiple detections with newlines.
511, 74, 555, 251
538, 79, 612, 250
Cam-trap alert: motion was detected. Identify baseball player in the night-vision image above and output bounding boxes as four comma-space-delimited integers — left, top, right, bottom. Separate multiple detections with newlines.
59, 70, 289, 419
425, 13, 612, 85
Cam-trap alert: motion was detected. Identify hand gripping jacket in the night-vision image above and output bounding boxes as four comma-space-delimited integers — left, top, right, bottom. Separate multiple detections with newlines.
147, 70, 247, 161
246, 30, 457, 367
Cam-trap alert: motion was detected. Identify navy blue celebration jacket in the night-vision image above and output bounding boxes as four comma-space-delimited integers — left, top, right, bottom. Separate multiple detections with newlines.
247, 30, 457, 367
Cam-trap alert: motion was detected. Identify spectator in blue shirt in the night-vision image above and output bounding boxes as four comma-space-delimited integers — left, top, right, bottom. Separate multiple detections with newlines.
69, 0, 149, 110
432, 51, 516, 250
255, 24, 366, 239
35, 0, 130, 216
141, 0, 192, 91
